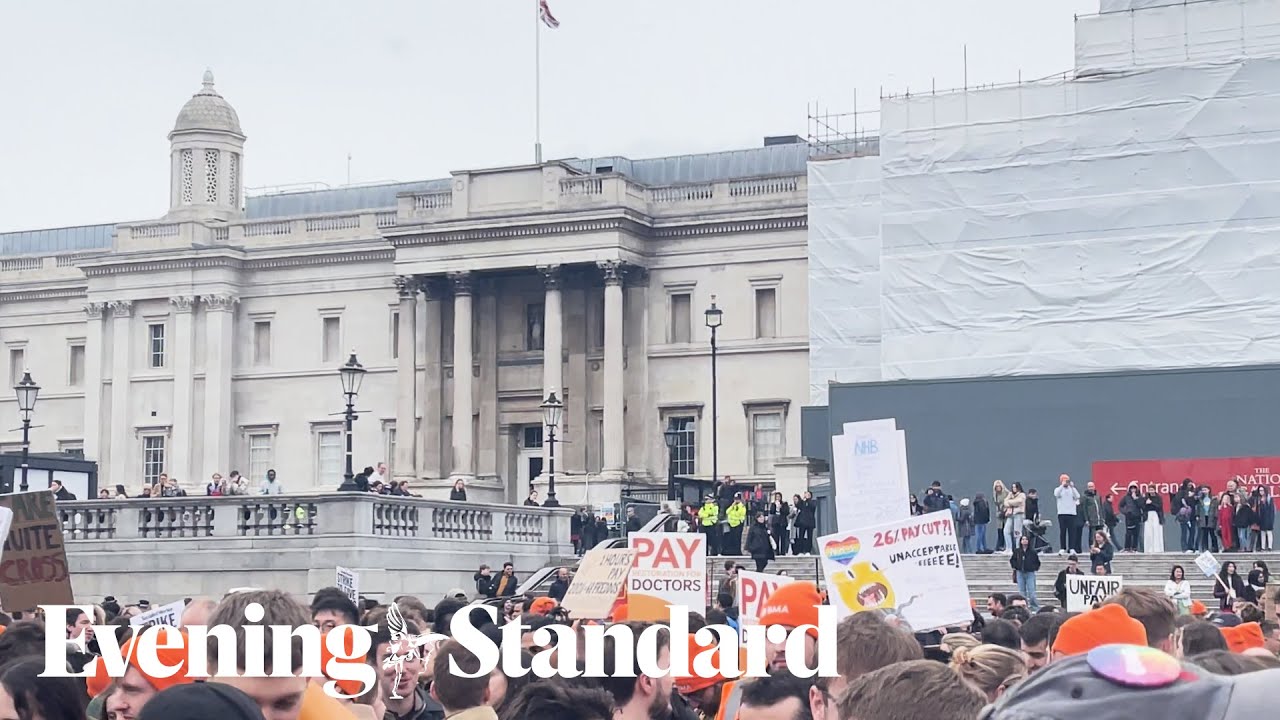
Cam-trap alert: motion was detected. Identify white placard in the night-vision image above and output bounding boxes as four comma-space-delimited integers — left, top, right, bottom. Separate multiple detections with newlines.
0, 507, 12, 564
1065, 575, 1125, 613
627, 533, 706, 621
130, 599, 186, 629
336, 566, 359, 605
1195, 552, 1221, 578
737, 570, 798, 639
833, 419, 910, 531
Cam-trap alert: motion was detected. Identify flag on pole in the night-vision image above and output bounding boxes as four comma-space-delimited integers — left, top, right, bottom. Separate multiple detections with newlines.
539, 0, 560, 29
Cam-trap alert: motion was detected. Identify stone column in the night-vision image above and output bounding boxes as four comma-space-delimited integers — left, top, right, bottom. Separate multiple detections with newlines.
449, 272, 474, 481
599, 261, 626, 478
420, 281, 444, 480
170, 296, 195, 486
394, 276, 418, 481
477, 287, 499, 479
108, 300, 133, 487
82, 303, 106, 465
539, 265, 563, 472
202, 295, 237, 484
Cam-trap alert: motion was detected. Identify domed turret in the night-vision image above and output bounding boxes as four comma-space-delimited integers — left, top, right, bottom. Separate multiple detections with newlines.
166, 69, 246, 223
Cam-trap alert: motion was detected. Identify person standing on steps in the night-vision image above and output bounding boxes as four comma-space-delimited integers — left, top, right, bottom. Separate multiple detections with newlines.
1053, 554, 1085, 607
1142, 490, 1166, 554
1010, 534, 1041, 611
794, 492, 816, 554
973, 493, 991, 554
992, 480, 1009, 552
1053, 474, 1080, 554
725, 495, 748, 556
1119, 484, 1143, 552
747, 512, 774, 572
1002, 483, 1026, 553
1082, 481, 1104, 547
699, 495, 721, 556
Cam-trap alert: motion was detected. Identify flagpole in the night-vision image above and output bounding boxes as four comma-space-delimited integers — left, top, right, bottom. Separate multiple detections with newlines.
535, 0, 543, 164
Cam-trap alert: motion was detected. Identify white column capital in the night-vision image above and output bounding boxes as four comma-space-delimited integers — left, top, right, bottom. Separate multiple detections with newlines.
449, 271, 473, 296
170, 296, 196, 313
202, 295, 239, 313
538, 264, 563, 290
109, 300, 134, 318
394, 275, 420, 299
598, 260, 625, 286
84, 302, 106, 320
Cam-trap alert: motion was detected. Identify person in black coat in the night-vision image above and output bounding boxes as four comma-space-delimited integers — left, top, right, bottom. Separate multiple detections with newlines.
449, 479, 467, 501
768, 493, 790, 556
1010, 535, 1042, 611
474, 565, 498, 598
1215, 561, 1249, 610
973, 493, 992, 553
548, 567, 571, 602
747, 513, 775, 572
794, 492, 817, 554
1053, 554, 1085, 607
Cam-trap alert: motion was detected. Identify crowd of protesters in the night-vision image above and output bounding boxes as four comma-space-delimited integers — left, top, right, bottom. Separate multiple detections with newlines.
7, 569, 1280, 720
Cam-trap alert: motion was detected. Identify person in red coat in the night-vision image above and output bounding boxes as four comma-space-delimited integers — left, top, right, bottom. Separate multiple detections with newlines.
1218, 492, 1237, 551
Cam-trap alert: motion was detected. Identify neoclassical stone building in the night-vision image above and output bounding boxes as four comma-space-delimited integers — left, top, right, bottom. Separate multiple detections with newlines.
0, 72, 809, 504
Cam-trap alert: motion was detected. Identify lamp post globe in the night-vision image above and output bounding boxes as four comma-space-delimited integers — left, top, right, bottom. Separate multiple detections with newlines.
541, 392, 564, 507
337, 351, 365, 492
14, 370, 39, 493
704, 296, 722, 489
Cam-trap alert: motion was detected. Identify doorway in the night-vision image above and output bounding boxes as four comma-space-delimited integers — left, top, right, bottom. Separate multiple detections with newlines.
516, 425, 544, 500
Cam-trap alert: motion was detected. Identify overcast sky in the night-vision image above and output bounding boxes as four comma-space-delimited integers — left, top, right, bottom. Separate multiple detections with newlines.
0, 0, 1096, 232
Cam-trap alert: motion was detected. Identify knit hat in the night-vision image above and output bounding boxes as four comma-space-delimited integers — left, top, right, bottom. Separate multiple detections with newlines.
529, 597, 558, 616
85, 657, 112, 697
122, 627, 195, 691
139, 682, 265, 720
757, 582, 822, 637
1052, 605, 1147, 657
1221, 622, 1265, 654
674, 634, 749, 695
1190, 600, 1207, 617
609, 602, 629, 622
318, 627, 365, 698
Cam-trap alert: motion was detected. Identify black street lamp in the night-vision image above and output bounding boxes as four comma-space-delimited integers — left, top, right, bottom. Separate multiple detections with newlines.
663, 421, 681, 501
14, 370, 39, 493
541, 392, 564, 507
337, 351, 366, 492
704, 296, 723, 488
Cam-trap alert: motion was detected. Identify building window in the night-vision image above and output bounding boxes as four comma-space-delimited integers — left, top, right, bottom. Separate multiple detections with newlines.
391, 311, 400, 360
8, 349, 24, 387
751, 411, 785, 475
59, 441, 84, 460
248, 434, 273, 482
669, 416, 696, 476
68, 345, 85, 387
526, 304, 545, 351
670, 293, 692, 344
589, 293, 605, 350
755, 288, 778, 339
253, 321, 271, 366
522, 426, 543, 450
205, 149, 220, 204
148, 323, 166, 368
229, 153, 240, 208
181, 150, 194, 205
587, 410, 604, 474
322, 316, 341, 363
385, 426, 397, 476
316, 431, 343, 487
142, 435, 166, 486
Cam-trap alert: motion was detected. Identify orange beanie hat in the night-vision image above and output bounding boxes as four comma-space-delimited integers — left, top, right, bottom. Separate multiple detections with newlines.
122, 627, 194, 692
1052, 604, 1147, 657
1190, 600, 1207, 617
529, 597, 558, 616
609, 601, 629, 622
319, 627, 366, 698
1222, 622, 1266, 654
674, 635, 748, 695
85, 657, 112, 697
757, 582, 822, 637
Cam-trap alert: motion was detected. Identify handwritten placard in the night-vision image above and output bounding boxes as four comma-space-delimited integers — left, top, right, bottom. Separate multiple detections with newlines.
336, 566, 359, 605
0, 491, 73, 610
560, 548, 635, 619
130, 599, 185, 629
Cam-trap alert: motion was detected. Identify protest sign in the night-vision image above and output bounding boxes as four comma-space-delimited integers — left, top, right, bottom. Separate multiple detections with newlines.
832, 419, 910, 531
1195, 552, 1221, 578
130, 599, 186, 629
336, 566, 359, 605
1066, 575, 1124, 612
627, 533, 705, 621
561, 548, 635, 619
737, 570, 798, 638
0, 490, 72, 610
816, 509, 968, 631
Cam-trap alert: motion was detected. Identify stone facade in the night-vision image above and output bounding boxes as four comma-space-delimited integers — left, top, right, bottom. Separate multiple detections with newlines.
0, 73, 810, 504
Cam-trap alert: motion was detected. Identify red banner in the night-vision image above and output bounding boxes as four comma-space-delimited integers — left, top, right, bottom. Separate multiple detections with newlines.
1091, 456, 1280, 499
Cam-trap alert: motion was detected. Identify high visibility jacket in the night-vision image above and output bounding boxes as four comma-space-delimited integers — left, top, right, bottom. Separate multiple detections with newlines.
699, 503, 720, 526
726, 503, 747, 528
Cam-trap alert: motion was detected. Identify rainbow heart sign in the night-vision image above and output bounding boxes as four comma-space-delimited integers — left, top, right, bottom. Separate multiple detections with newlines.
823, 536, 862, 566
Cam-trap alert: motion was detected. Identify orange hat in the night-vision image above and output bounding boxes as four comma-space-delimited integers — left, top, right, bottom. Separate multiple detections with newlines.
529, 597, 558, 616
674, 635, 748, 695
1190, 600, 1208, 617
318, 627, 365, 698
121, 627, 194, 692
1222, 622, 1265, 654
1052, 604, 1147, 657
85, 657, 112, 697
757, 582, 822, 638
609, 602, 629, 622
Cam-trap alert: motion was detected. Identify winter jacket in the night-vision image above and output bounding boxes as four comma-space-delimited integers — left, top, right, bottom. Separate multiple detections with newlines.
795, 499, 816, 529
494, 571, 519, 597
449, 487, 467, 501
1214, 572, 1249, 610
1195, 494, 1219, 529
1082, 492, 1104, 527
1234, 503, 1256, 530
769, 502, 790, 534
922, 490, 949, 514
1025, 496, 1041, 523
1004, 491, 1026, 516
1090, 542, 1113, 572
474, 572, 497, 599
1142, 496, 1165, 525
747, 523, 774, 560
956, 506, 974, 538
1053, 484, 1081, 516
1010, 546, 1041, 574
973, 498, 991, 525
699, 502, 720, 526
548, 577, 570, 602
1259, 496, 1276, 532
1054, 568, 1084, 606
1119, 493, 1144, 523
993, 487, 1009, 519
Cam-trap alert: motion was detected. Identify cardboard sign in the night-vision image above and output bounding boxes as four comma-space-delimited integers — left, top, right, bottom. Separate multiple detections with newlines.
336, 566, 359, 605
130, 599, 186, 629
560, 548, 635, 620
626, 533, 706, 621
1066, 575, 1124, 612
0, 491, 73, 610
1195, 552, 1221, 579
817, 510, 969, 632
737, 570, 798, 638
832, 419, 910, 531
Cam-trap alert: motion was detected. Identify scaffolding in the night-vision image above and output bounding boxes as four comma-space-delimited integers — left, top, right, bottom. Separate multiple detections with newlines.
807, 93, 881, 160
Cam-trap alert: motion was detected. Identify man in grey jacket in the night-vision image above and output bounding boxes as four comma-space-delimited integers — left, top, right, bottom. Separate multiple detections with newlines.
1054, 474, 1081, 554
1081, 481, 1105, 544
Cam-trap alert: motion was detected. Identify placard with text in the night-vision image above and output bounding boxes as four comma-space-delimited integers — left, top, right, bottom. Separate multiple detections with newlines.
0, 491, 73, 610
561, 548, 635, 620
627, 532, 705, 621
737, 570, 798, 639
1066, 575, 1124, 613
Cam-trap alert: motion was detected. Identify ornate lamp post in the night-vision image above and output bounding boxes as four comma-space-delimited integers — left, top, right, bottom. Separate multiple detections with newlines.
337, 351, 366, 492
663, 421, 681, 500
541, 392, 564, 507
14, 370, 39, 493
704, 296, 723, 487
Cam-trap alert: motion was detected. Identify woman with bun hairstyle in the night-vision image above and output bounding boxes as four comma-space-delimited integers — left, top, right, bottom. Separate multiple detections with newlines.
949, 644, 1028, 702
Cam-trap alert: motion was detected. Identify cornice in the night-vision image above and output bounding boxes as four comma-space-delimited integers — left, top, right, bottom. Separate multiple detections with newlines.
652, 216, 807, 238
0, 286, 87, 303
82, 255, 243, 278
387, 211, 806, 246
245, 248, 394, 270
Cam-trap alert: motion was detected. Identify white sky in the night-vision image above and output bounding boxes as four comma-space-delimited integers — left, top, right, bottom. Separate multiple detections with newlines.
0, 0, 1096, 232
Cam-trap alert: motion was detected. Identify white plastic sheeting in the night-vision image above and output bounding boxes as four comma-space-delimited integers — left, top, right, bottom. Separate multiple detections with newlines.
873, 56, 1280, 381
808, 157, 883, 403
1078, 0, 1280, 76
